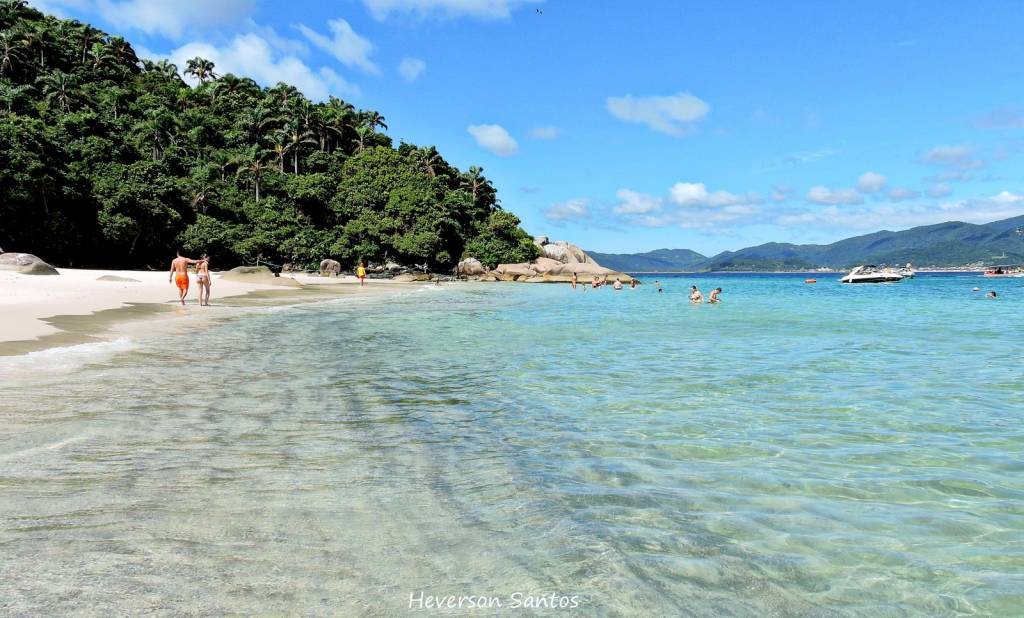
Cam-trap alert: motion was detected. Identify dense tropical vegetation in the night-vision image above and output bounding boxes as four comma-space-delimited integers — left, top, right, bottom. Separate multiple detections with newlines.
0, 1, 538, 269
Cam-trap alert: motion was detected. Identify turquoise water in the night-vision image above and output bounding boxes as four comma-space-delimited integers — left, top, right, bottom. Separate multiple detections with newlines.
1, 273, 1023, 615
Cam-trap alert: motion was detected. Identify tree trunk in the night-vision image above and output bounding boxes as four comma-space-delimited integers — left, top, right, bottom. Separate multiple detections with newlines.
293, 150, 299, 174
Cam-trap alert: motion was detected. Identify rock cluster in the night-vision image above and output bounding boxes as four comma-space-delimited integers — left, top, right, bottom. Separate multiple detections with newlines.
457, 237, 632, 283
0, 252, 58, 275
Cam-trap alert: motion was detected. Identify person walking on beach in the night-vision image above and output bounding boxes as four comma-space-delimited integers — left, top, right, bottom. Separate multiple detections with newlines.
708, 287, 722, 303
168, 251, 200, 305
196, 255, 212, 306
571, 272, 577, 289
357, 261, 366, 287
690, 285, 703, 303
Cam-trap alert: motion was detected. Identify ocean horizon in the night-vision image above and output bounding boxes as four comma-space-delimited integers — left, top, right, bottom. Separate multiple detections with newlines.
2, 273, 1022, 615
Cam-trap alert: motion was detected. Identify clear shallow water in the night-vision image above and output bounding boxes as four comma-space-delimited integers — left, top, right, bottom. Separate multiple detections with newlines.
1, 274, 1022, 616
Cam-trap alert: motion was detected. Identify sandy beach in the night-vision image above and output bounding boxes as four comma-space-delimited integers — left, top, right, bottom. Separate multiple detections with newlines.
0, 268, 408, 354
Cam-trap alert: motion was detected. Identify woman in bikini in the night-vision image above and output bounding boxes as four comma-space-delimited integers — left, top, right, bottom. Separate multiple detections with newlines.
196, 256, 212, 306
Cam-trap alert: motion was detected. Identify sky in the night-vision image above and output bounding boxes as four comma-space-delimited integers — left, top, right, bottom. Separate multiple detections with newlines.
29, 0, 1024, 255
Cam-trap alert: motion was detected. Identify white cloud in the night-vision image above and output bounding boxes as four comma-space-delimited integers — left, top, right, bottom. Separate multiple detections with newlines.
467, 124, 518, 156
613, 189, 662, 214
606, 92, 710, 137
669, 182, 761, 208
297, 19, 379, 74
921, 144, 984, 182
528, 125, 563, 140
926, 183, 953, 198
777, 191, 1024, 231
856, 171, 887, 194
362, 0, 540, 20
612, 182, 762, 230
165, 34, 360, 100
886, 187, 920, 201
771, 185, 795, 203
397, 57, 426, 82
97, 0, 254, 39
545, 198, 590, 221
806, 186, 864, 206
974, 106, 1024, 130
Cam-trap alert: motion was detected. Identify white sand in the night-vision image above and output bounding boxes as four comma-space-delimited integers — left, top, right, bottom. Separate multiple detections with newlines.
0, 268, 395, 344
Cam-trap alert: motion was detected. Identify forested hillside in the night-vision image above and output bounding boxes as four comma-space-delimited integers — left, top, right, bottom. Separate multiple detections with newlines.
0, 1, 538, 269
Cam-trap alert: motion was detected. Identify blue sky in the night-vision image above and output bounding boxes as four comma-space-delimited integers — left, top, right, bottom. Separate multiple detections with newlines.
32, 0, 1024, 255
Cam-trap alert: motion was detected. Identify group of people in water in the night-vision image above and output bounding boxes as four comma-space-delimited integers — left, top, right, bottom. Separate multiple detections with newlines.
569, 272, 722, 303
169, 251, 212, 306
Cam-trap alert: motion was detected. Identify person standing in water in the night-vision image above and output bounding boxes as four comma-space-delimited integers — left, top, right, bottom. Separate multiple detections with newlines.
357, 261, 366, 286
708, 287, 722, 303
612, 278, 623, 290
571, 272, 577, 290
195, 255, 212, 306
168, 251, 200, 305
690, 285, 703, 303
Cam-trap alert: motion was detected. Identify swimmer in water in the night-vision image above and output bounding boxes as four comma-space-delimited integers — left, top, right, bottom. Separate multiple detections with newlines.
612, 278, 623, 290
708, 287, 722, 303
689, 285, 703, 303
987, 290, 998, 298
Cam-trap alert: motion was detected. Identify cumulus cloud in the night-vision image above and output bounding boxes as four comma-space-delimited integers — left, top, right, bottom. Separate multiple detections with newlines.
528, 125, 563, 140
886, 187, 920, 201
926, 183, 953, 198
613, 189, 662, 214
467, 124, 518, 156
545, 198, 590, 222
806, 186, 864, 206
361, 0, 540, 20
397, 57, 426, 81
922, 144, 984, 181
611, 182, 762, 230
606, 92, 710, 137
777, 191, 1024, 231
165, 34, 360, 100
105, 0, 253, 38
856, 171, 887, 194
297, 19, 379, 74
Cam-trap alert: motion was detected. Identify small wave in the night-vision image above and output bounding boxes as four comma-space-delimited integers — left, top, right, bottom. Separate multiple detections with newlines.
0, 337, 137, 374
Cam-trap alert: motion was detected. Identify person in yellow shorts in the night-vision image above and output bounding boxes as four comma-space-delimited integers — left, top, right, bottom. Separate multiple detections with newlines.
357, 261, 366, 286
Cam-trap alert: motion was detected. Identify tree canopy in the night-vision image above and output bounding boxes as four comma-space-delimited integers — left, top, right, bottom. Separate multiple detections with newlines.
0, 1, 538, 269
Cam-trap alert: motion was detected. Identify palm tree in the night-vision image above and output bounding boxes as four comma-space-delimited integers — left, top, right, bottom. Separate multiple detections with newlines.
268, 83, 300, 108
353, 125, 373, 154
238, 104, 282, 146
143, 59, 179, 81
134, 108, 179, 161
89, 41, 115, 70
417, 146, 443, 178
362, 110, 387, 133
234, 148, 272, 202
184, 57, 216, 85
210, 149, 237, 181
106, 36, 138, 69
77, 25, 102, 64
462, 166, 492, 201
0, 31, 26, 77
268, 131, 288, 173
0, 0, 29, 27
0, 79, 32, 112
19, 22, 46, 68
38, 70, 75, 113
281, 122, 316, 174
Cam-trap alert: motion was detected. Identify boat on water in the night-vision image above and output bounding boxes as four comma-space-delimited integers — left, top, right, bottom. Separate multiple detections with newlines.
840, 265, 904, 283
899, 263, 915, 279
982, 265, 1024, 277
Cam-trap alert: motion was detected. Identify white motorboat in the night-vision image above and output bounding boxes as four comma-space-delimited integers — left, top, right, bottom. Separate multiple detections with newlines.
841, 265, 904, 283
898, 263, 915, 279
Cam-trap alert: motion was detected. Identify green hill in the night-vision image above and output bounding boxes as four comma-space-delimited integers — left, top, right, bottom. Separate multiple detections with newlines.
600, 215, 1024, 272
587, 248, 707, 272
0, 3, 538, 270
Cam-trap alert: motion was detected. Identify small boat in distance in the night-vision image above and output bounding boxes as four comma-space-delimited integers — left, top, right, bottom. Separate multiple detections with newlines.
841, 265, 904, 283
983, 265, 1024, 277
899, 263, 915, 279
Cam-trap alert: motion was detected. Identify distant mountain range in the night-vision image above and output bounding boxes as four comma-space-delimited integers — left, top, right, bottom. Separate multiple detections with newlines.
591, 214, 1024, 272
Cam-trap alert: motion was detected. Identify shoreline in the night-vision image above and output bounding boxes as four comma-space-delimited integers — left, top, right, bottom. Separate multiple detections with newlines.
0, 268, 418, 357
